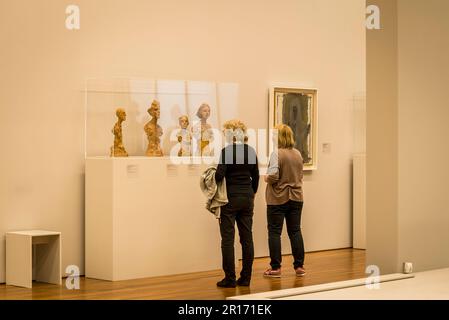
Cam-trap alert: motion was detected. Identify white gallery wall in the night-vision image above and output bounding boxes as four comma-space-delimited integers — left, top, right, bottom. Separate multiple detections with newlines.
366, 0, 399, 275
397, 0, 449, 272
367, 0, 449, 274
0, 0, 366, 282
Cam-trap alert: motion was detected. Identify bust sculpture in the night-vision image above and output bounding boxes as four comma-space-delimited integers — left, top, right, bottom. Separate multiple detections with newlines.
191, 103, 214, 156
144, 100, 164, 157
110, 108, 129, 157
176, 115, 192, 157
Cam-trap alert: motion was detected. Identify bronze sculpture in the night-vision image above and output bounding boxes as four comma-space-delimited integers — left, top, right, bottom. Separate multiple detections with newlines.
144, 100, 164, 157
110, 108, 129, 157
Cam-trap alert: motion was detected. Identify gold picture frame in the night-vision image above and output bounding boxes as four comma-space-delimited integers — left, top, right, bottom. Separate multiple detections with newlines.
269, 86, 318, 170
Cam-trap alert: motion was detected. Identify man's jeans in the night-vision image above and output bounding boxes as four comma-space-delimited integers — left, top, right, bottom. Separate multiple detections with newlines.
219, 196, 254, 281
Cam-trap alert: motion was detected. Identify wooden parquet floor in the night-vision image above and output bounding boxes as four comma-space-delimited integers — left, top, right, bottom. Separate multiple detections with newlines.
0, 248, 365, 300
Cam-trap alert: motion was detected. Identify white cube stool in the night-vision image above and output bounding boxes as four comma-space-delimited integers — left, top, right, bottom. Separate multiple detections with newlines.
6, 230, 61, 288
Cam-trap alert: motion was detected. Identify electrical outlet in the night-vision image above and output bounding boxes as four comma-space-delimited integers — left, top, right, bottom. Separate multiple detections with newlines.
403, 262, 413, 274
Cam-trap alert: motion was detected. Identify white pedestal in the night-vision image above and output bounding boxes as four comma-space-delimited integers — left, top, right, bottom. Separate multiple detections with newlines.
6, 230, 62, 288
353, 153, 366, 249
85, 157, 231, 281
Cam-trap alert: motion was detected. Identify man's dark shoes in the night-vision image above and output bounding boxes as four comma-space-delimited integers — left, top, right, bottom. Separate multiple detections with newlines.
237, 277, 251, 286
216, 278, 236, 288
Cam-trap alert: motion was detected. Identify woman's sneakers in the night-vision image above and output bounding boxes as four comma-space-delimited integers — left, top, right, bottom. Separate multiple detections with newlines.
263, 267, 306, 278
295, 267, 306, 277
263, 268, 282, 278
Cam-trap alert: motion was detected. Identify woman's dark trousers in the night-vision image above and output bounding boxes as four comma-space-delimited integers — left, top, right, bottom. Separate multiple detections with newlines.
267, 200, 305, 270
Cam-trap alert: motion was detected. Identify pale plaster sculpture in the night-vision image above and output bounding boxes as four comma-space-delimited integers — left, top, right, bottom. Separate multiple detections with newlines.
144, 100, 164, 157
191, 103, 214, 156
176, 115, 192, 157
110, 108, 129, 157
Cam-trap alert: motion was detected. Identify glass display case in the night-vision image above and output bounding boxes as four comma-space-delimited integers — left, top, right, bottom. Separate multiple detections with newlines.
84, 78, 239, 159
84, 78, 242, 280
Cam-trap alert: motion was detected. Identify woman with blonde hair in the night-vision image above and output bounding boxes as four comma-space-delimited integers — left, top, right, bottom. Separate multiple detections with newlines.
214, 119, 259, 288
263, 124, 306, 278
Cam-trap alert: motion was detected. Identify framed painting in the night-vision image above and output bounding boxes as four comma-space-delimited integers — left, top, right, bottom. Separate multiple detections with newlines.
269, 87, 318, 170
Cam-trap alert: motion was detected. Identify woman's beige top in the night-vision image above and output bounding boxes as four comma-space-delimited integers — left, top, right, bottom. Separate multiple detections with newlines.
265, 148, 304, 205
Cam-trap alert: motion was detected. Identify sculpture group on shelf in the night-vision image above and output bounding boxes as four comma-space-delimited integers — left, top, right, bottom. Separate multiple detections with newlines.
110, 101, 216, 158
110, 108, 129, 157
144, 100, 164, 157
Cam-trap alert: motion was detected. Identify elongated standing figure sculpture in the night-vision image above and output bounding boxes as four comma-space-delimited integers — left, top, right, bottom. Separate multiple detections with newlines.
144, 100, 164, 157
110, 108, 129, 157
176, 115, 192, 157
192, 103, 214, 156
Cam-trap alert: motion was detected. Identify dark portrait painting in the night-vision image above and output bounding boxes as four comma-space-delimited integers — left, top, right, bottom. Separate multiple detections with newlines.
270, 87, 317, 170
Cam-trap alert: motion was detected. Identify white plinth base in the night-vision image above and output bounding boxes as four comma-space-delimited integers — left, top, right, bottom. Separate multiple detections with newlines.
85, 157, 235, 281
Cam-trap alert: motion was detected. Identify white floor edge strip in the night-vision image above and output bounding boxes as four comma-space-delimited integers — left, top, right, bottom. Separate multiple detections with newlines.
227, 273, 415, 300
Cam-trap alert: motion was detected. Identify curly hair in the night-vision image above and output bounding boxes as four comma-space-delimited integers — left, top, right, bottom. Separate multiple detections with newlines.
223, 119, 248, 143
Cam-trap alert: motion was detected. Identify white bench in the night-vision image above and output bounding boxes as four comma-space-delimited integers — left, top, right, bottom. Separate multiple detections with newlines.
6, 230, 61, 288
